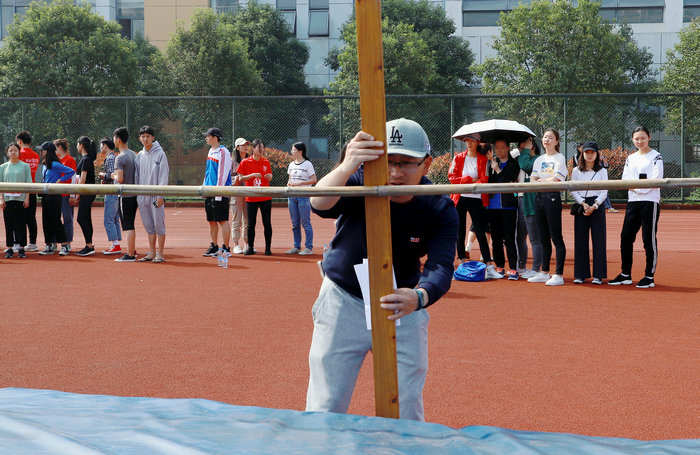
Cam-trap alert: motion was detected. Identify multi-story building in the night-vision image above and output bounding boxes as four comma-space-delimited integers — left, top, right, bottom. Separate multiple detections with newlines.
0, 1, 696, 87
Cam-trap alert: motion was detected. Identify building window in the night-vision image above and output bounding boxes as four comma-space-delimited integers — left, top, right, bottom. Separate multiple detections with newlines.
277, 0, 296, 34
1, 0, 32, 39
461, 0, 664, 27
308, 0, 328, 37
211, 0, 239, 15
117, 0, 144, 39
600, 0, 664, 23
684, 0, 700, 22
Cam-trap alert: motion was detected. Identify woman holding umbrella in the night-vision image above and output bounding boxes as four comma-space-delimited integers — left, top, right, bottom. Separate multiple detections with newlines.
448, 133, 501, 279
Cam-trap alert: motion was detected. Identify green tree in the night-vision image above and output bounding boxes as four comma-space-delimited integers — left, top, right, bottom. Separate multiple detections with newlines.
324, 0, 475, 154
661, 20, 700, 145
327, 0, 474, 95
165, 9, 262, 96
0, 0, 143, 148
476, 0, 656, 148
223, 1, 310, 96
0, 0, 138, 97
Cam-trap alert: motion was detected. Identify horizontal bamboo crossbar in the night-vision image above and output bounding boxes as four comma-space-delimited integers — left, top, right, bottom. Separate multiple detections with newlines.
0, 178, 699, 198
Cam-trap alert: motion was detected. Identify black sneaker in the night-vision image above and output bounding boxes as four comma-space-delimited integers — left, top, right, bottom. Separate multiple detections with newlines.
222, 245, 231, 257
114, 254, 136, 262
18, 248, 26, 258
636, 276, 655, 288
264, 248, 272, 256
5, 249, 13, 259
203, 242, 218, 257
608, 273, 633, 285
76, 246, 95, 256
38, 244, 55, 255
244, 247, 255, 255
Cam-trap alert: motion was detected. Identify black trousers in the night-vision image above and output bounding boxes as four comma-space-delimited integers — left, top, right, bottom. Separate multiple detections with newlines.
620, 201, 659, 277
534, 192, 566, 275
41, 194, 66, 244
487, 208, 518, 270
247, 199, 272, 250
4, 200, 27, 247
24, 193, 37, 244
77, 195, 96, 244
574, 196, 607, 280
455, 197, 491, 262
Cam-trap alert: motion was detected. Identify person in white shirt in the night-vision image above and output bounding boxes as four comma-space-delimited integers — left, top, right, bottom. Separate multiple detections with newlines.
571, 141, 608, 284
286, 142, 317, 255
609, 126, 663, 289
528, 128, 567, 286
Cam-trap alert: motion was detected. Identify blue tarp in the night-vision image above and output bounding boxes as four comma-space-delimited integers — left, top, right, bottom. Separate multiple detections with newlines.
0, 388, 697, 454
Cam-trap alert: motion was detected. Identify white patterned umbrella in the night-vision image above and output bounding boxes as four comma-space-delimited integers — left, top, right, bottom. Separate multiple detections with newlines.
452, 119, 536, 143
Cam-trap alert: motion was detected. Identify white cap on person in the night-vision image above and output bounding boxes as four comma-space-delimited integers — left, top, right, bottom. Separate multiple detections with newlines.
385, 118, 431, 159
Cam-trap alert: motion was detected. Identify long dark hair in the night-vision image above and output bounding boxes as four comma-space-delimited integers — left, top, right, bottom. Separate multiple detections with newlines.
292, 141, 307, 160
77, 136, 97, 161
43, 147, 60, 169
234, 146, 246, 163
577, 149, 603, 173
543, 128, 560, 152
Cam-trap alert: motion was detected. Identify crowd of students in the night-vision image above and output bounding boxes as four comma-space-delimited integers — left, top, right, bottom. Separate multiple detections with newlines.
1, 124, 663, 289
449, 126, 663, 288
0, 127, 168, 262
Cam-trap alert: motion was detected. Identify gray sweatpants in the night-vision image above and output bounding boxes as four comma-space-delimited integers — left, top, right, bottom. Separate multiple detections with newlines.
305, 277, 429, 421
137, 195, 166, 236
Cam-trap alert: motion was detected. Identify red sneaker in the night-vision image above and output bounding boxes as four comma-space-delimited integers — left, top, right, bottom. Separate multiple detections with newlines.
103, 245, 122, 255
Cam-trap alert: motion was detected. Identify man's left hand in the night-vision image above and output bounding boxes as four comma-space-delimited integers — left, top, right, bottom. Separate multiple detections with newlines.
380, 288, 420, 320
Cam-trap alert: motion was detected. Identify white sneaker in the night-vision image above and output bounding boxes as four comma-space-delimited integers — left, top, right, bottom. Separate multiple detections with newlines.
12, 244, 20, 252
232, 245, 243, 254
299, 248, 313, 255
485, 264, 503, 280
527, 271, 550, 283
24, 243, 39, 252
546, 274, 565, 286
521, 269, 538, 279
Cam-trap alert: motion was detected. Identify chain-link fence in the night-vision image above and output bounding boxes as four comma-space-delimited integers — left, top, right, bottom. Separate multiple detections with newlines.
2, 93, 699, 201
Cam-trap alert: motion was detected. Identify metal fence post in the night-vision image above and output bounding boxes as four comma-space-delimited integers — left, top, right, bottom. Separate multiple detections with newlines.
232, 98, 236, 141
681, 95, 686, 202
339, 97, 344, 159
22, 104, 26, 130
450, 96, 454, 156
125, 99, 130, 134
563, 96, 569, 202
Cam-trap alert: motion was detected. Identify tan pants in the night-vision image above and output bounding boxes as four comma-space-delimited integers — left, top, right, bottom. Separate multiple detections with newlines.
230, 196, 248, 247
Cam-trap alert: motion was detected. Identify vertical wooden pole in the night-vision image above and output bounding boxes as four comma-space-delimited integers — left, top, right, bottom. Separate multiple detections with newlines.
355, 0, 400, 419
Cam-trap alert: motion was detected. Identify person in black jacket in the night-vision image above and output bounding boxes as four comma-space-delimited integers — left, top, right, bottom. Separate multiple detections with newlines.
486, 139, 521, 280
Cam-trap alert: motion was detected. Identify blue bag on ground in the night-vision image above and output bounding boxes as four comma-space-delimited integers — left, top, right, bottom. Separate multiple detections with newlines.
453, 261, 486, 282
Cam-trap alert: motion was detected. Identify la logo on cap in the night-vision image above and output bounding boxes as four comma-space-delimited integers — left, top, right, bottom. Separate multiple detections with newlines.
389, 126, 403, 145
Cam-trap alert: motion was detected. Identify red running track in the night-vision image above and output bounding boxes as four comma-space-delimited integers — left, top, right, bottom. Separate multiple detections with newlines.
2, 205, 698, 440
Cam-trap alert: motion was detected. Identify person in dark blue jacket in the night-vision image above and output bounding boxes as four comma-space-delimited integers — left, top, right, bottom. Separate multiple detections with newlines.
305, 118, 458, 421
486, 138, 521, 280
37, 141, 75, 256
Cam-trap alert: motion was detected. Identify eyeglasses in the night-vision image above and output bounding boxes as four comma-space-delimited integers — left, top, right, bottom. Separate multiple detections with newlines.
387, 156, 427, 172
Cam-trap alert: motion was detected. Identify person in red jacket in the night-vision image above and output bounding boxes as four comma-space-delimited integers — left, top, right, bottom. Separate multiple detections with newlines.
448, 133, 501, 279
16, 131, 40, 252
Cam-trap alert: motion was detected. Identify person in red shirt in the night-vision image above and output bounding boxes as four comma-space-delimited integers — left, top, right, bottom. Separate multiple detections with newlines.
15, 131, 40, 252
236, 138, 273, 255
54, 139, 77, 254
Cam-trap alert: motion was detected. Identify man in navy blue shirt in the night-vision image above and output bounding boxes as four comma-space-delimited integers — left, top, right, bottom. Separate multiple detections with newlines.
305, 118, 458, 421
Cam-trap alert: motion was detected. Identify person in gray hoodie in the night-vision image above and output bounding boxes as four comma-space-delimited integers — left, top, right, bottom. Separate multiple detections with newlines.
135, 125, 169, 263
